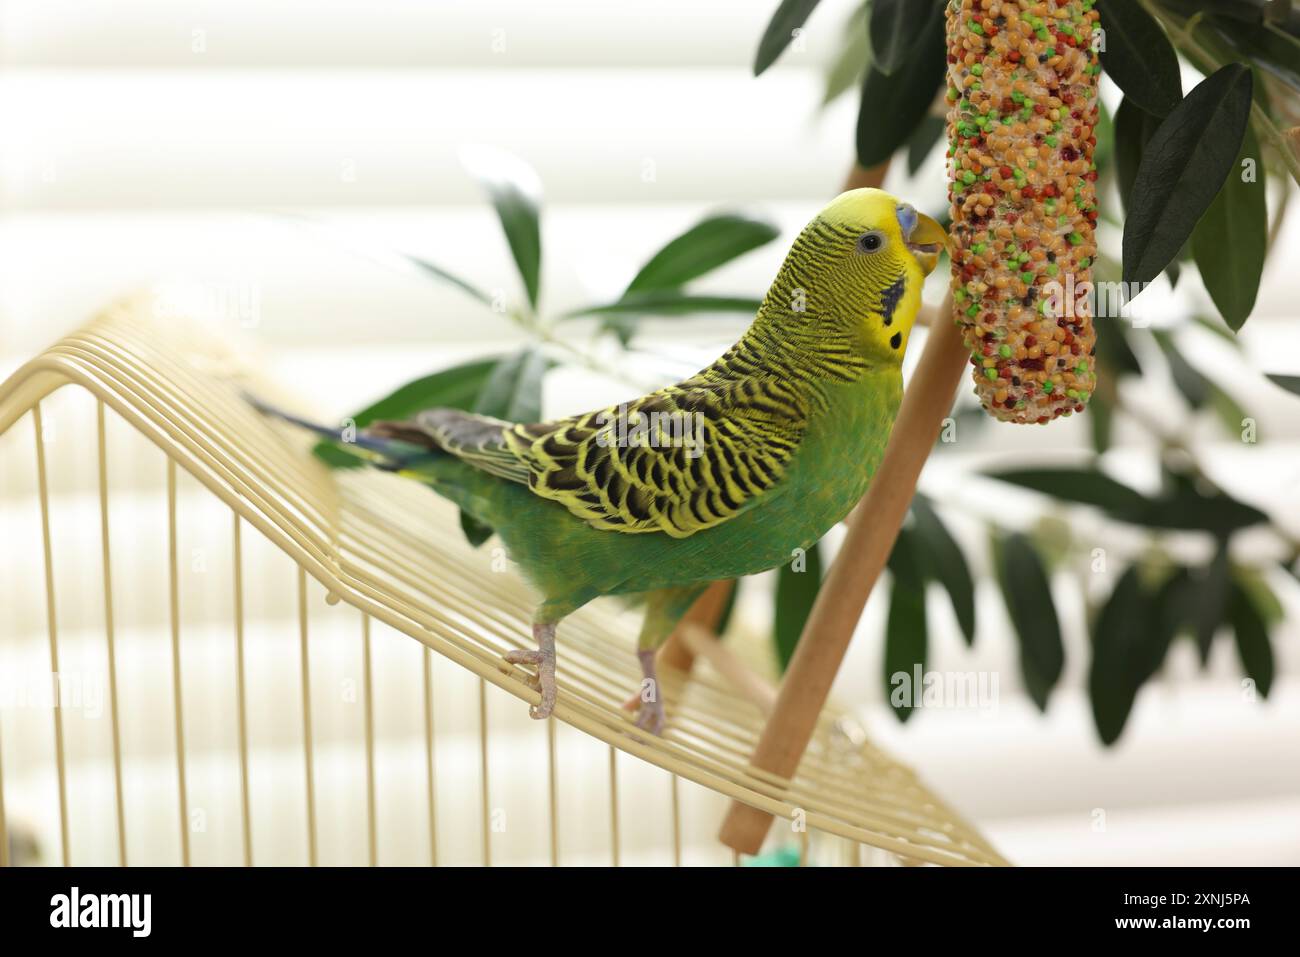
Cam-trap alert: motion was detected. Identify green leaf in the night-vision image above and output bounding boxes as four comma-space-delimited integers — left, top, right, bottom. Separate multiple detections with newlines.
884, 527, 927, 723
911, 497, 975, 645
1207, 382, 1249, 437
625, 214, 779, 295
1093, 311, 1143, 376
1096, 0, 1182, 117
821, 3, 870, 105
870, 0, 933, 75
754, 0, 823, 76
405, 256, 494, 307
1267, 373, 1300, 396
1113, 97, 1161, 215
906, 113, 947, 176
460, 145, 543, 311
312, 358, 499, 470
1088, 566, 1146, 745
1192, 125, 1266, 330
459, 513, 495, 548
855, 0, 945, 168
568, 292, 763, 319
774, 542, 823, 672
997, 534, 1063, 712
1088, 565, 1186, 745
1154, 332, 1210, 409
1088, 385, 1114, 453
1122, 65, 1254, 289
988, 468, 1152, 517
1229, 577, 1274, 698
473, 348, 548, 424
1191, 540, 1231, 665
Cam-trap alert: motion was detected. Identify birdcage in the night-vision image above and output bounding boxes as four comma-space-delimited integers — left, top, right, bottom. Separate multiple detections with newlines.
0, 293, 1006, 867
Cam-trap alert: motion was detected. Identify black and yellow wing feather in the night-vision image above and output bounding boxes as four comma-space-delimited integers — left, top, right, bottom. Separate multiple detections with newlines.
401, 369, 811, 539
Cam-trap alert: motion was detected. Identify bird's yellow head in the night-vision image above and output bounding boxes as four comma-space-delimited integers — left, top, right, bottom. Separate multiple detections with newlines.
762, 188, 946, 368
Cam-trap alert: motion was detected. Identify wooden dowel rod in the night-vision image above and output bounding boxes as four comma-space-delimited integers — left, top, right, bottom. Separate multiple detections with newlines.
718, 295, 965, 855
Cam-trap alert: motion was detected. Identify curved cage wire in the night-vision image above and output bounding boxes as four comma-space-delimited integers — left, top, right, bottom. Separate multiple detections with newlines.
0, 294, 1006, 867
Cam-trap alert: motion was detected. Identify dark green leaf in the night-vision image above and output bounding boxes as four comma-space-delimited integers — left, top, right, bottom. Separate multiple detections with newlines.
626, 214, 779, 295
405, 256, 494, 307
855, 0, 945, 168
1088, 565, 1187, 745
568, 292, 763, 318
1089, 566, 1146, 745
1191, 540, 1231, 665
821, 3, 870, 105
312, 358, 499, 469
754, 0, 823, 76
1097, 0, 1182, 116
459, 513, 495, 547
1267, 373, 1300, 396
884, 527, 927, 723
870, 0, 934, 75
1229, 577, 1274, 697
1192, 125, 1266, 330
997, 534, 1063, 712
1123, 65, 1254, 288
1207, 382, 1249, 437
1088, 385, 1114, 453
1208, 15, 1300, 98
461, 145, 543, 311
906, 114, 947, 175
988, 468, 1152, 517
473, 348, 548, 424
774, 541, 823, 672
1113, 98, 1161, 215
911, 497, 975, 645
1093, 313, 1142, 376
1147, 471, 1268, 536
1154, 332, 1210, 409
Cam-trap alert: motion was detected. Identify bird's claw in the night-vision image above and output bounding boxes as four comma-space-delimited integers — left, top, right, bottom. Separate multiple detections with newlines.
505, 647, 556, 720
634, 697, 665, 735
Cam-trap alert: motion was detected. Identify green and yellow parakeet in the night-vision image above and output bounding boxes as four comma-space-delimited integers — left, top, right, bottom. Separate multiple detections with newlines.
252, 188, 945, 733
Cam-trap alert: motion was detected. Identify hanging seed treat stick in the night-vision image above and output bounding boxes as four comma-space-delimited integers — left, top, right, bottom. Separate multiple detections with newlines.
947, 0, 1101, 423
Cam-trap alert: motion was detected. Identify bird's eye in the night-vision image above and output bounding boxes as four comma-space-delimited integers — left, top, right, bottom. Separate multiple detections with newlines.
857, 231, 884, 253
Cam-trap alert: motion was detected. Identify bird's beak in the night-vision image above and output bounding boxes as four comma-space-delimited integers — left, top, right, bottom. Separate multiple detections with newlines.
905, 212, 948, 276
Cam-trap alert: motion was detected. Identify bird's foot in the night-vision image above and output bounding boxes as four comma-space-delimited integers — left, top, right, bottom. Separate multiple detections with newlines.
634, 695, 666, 735
627, 648, 666, 735
505, 623, 557, 720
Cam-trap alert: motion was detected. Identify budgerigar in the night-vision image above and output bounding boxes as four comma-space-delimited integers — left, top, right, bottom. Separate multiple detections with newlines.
252, 188, 946, 733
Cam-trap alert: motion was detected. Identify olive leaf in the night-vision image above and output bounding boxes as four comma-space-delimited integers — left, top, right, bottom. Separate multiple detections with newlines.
996, 534, 1063, 712
774, 540, 823, 672
625, 214, 779, 294
460, 145, 543, 311
1192, 125, 1267, 330
313, 358, 500, 469
884, 526, 927, 723
911, 497, 976, 646
855, 0, 945, 168
1096, 0, 1183, 116
870, 0, 935, 76
1122, 64, 1254, 289
754, 0, 824, 76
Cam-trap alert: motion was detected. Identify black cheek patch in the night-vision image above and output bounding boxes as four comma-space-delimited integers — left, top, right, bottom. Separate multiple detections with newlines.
890, 332, 902, 350
879, 276, 906, 327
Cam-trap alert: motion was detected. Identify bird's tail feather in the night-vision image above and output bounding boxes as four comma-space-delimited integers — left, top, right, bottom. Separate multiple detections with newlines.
244, 392, 429, 469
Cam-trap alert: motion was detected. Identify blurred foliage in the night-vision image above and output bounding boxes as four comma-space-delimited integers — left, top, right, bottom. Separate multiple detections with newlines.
753, 0, 1299, 744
